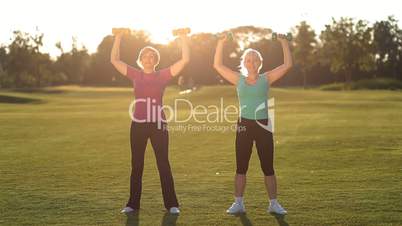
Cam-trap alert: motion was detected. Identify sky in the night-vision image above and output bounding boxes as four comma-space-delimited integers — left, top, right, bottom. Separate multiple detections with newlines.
1, 0, 401, 57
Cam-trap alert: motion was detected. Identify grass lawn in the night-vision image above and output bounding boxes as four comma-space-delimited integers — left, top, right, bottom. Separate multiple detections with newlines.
0, 86, 401, 226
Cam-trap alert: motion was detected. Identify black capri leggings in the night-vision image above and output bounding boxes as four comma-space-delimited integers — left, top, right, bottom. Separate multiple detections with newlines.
126, 121, 178, 210
235, 117, 275, 176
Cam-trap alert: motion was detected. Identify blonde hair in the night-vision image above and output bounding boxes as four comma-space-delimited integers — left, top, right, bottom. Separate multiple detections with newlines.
239, 48, 263, 75
136, 46, 160, 69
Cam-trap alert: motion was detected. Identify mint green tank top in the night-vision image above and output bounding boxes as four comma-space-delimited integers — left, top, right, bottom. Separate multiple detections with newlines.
236, 74, 269, 120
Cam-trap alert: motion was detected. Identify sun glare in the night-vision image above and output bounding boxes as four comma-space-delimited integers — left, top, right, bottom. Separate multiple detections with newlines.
1, 0, 401, 56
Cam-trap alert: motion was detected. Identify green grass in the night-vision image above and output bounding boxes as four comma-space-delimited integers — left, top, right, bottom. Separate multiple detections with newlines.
0, 85, 402, 226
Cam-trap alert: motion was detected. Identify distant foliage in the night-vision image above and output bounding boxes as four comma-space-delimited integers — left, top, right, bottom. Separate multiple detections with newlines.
1, 16, 402, 88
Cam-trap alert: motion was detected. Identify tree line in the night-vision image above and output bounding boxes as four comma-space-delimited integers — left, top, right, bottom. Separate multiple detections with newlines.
0, 16, 401, 88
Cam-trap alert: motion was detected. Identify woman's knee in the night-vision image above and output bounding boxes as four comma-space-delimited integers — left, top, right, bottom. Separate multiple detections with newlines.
236, 165, 249, 175
261, 166, 275, 176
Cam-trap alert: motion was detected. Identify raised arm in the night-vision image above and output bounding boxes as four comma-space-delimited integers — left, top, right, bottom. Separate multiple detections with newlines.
170, 33, 190, 77
213, 35, 240, 85
110, 34, 129, 76
264, 37, 293, 85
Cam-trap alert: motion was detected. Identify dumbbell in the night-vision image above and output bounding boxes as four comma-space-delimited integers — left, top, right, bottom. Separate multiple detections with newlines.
112, 28, 131, 35
172, 28, 191, 36
270, 32, 293, 41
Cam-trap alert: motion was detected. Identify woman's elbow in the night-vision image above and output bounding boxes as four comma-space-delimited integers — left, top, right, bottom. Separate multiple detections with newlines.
285, 61, 293, 69
283, 64, 292, 74
213, 62, 221, 70
111, 60, 119, 69
183, 58, 190, 65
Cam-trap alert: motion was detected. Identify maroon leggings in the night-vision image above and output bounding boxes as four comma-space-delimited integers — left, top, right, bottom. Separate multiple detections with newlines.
126, 121, 179, 210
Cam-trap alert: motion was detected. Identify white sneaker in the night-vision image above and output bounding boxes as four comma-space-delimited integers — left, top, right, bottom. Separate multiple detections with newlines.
121, 206, 135, 213
226, 202, 246, 214
268, 202, 287, 215
169, 207, 180, 214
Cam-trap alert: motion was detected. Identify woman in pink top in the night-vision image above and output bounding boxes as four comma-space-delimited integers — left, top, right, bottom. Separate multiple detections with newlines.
110, 28, 189, 214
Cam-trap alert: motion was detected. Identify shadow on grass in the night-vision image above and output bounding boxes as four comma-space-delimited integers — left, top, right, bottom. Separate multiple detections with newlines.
125, 211, 139, 226
0, 94, 43, 104
125, 211, 179, 226
234, 213, 290, 226
161, 212, 178, 226
11, 88, 66, 94
236, 213, 253, 226
272, 213, 289, 226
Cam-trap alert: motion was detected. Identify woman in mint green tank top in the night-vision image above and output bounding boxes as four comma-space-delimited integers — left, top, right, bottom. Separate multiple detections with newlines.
213, 33, 293, 215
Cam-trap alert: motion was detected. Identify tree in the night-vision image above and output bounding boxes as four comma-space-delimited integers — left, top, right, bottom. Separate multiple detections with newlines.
0, 45, 6, 68
293, 21, 317, 88
373, 16, 402, 79
6, 30, 53, 87
0, 45, 9, 88
319, 18, 375, 84
54, 38, 90, 84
